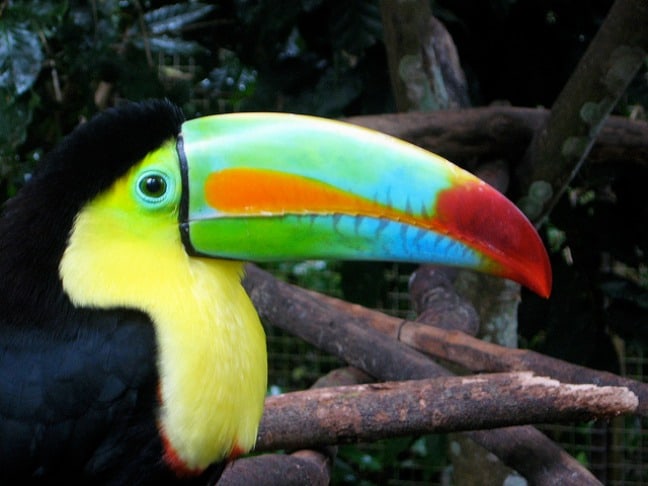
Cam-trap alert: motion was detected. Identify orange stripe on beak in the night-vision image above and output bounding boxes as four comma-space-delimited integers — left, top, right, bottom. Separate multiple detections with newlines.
206, 167, 410, 221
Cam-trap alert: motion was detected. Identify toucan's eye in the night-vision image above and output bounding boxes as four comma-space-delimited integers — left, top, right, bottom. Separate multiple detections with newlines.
135, 171, 175, 207
139, 174, 167, 199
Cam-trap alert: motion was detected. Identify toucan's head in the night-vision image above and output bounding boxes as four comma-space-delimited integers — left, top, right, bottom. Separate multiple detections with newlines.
2, 99, 550, 314
156, 102, 551, 297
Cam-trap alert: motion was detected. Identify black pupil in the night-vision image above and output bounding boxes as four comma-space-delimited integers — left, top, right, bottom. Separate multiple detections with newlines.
141, 175, 166, 198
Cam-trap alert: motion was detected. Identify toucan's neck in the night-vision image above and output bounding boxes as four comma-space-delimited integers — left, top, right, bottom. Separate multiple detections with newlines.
59, 203, 268, 472
152, 258, 267, 471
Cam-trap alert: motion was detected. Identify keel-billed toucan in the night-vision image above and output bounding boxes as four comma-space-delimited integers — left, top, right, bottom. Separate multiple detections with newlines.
0, 100, 551, 484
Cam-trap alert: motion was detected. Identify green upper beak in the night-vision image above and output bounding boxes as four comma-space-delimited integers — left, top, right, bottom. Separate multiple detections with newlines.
177, 113, 551, 298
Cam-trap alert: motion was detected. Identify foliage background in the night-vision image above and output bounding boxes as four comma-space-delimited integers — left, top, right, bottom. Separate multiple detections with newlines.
1, 0, 647, 483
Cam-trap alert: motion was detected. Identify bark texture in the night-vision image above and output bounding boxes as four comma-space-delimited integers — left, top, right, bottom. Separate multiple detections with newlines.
254, 372, 636, 452
379, 0, 469, 111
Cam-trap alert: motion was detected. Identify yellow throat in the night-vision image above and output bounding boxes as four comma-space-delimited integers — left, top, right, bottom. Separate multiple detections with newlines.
59, 142, 267, 472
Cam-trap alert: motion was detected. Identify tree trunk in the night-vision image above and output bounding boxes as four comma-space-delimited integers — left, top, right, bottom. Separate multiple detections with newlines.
517, 0, 648, 222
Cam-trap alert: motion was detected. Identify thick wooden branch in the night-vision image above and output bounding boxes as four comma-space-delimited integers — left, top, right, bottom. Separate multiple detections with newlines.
216, 368, 368, 485
254, 372, 636, 452
217, 450, 331, 486
346, 106, 648, 169
243, 265, 603, 485
312, 280, 648, 418
217, 368, 372, 485
245, 264, 446, 381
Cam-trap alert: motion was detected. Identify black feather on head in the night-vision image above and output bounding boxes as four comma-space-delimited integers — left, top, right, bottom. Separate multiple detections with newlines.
0, 99, 185, 325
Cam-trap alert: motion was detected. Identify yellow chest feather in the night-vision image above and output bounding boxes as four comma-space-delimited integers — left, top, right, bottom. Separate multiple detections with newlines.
59, 195, 267, 471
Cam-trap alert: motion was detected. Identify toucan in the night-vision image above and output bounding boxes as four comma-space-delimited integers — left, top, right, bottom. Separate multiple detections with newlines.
0, 100, 551, 484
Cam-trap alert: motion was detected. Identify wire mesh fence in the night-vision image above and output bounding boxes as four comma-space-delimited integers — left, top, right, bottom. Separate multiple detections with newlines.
538, 343, 648, 486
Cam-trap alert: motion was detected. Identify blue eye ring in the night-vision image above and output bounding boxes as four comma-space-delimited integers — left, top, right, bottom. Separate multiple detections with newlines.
135, 170, 175, 207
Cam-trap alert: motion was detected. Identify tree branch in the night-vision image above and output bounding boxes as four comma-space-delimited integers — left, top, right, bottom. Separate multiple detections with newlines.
346, 106, 648, 170
253, 372, 635, 452
408, 265, 479, 335
216, 368, 371, 485
217, 450, 331, 486
243, 265, 604, 484
310, 279, 648, 418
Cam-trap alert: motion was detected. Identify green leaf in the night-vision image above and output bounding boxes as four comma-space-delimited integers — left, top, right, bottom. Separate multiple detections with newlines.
5, 0, 68, 26
0, 94, 33, 150
133, 35, 207, 56
202, 49, 258, 109
0, 91, 38, 197
330, 0, 382, 54
143, 3, 215, 35
287, 65, 363, 116
128, 3, 215, 56
0, 21, 44, 95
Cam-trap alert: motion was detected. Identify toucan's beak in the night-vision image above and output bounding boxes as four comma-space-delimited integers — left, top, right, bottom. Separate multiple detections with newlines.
177, 113, 551, 298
